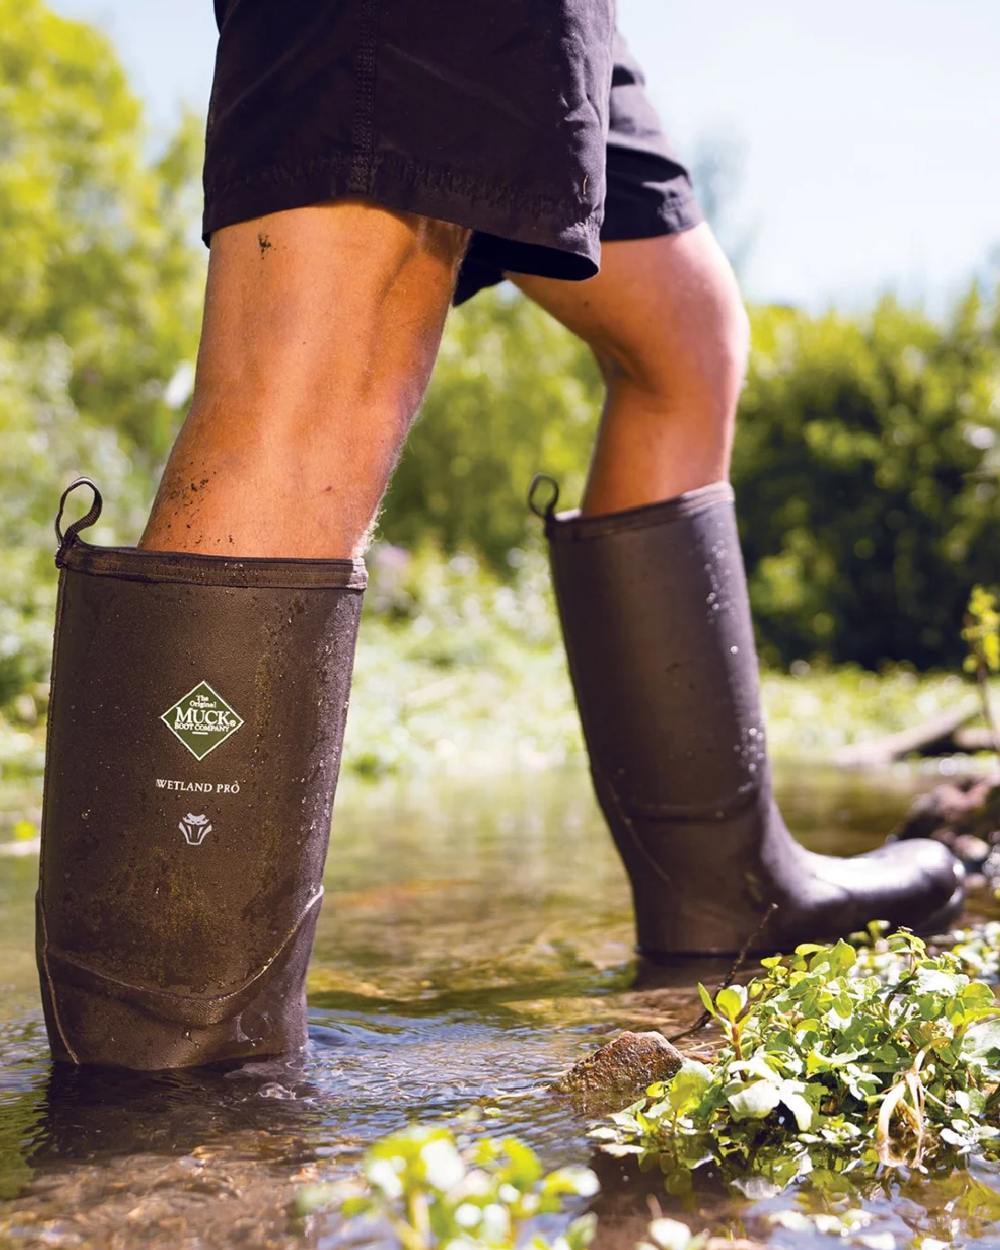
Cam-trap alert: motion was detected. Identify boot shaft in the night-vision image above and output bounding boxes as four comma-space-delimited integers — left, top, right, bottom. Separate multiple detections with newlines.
38, 480, 365, 1067
540, 481, 770, 822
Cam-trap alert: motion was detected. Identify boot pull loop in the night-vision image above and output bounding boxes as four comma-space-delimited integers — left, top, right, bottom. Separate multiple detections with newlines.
528, 473, 560, 521
55, 478, 103, 556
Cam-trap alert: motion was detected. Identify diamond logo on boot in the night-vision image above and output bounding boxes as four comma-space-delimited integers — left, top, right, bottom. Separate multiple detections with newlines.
161, 681, 244, 760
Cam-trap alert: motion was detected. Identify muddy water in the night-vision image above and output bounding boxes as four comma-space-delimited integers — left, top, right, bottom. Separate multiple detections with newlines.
0, 766, 997, 1249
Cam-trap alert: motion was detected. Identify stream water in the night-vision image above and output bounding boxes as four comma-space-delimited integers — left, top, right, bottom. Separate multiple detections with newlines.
1, 764, 998, 1250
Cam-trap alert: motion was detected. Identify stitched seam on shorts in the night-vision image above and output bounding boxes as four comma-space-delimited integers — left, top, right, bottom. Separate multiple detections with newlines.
206, 149, 355, 198
206, 149, 602, 235
374, 150, 597, 223
348, 0, 380, 195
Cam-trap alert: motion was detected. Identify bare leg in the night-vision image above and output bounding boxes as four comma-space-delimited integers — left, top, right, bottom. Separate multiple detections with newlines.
525, 225, 963, 955
142, 200, 469, 558
38, 201, 471, 1070
513, 223, 749, 515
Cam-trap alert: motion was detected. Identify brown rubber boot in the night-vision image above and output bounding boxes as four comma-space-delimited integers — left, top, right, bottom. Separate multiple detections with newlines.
531, 476, 964, 956
36, 479, 365, 1068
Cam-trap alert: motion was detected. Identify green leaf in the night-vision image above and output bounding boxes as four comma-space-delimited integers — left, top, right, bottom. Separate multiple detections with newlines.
778, 1088, 814, 1132
727, 1080, 782, 1121
962, 1019, 1000, 1059
716, 985, 747, 1023
666, 1061, 714, 1115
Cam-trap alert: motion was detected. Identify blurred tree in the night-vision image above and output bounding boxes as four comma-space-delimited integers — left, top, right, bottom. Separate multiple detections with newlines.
382, 289, 601, 566
0, 336, 149, 703
0, 0, 203, 460
0, 0, 200, 701
736, 289, 1000, 667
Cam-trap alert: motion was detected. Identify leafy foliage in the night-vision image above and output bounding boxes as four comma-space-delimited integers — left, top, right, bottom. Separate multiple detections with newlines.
963, 585, 1000, 753
595, 932, 1000, 1188
0, 0, 201, 704
736, 296, 1000, 668
855, 921, 1000, 985
294, 1125, 597, 1250
384, 290, 599, 567
0, 0, 203, 458
0, 338, 149, 705
965, 587, 1000, 677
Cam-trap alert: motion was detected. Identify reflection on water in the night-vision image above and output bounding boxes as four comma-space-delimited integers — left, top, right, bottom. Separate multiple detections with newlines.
1, 765, 998, 1248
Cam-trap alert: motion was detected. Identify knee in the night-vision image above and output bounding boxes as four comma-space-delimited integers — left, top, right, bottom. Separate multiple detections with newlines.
589, 240, 750, 421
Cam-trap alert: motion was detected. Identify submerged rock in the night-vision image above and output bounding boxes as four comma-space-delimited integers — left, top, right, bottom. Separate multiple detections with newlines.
893, 774, 1000, 881
951, 833, 992, 866
551, 1031, 683, 1096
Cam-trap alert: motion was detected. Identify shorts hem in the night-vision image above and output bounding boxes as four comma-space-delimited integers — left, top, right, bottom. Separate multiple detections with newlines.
202, 148, 602, 278
599, 190, 704, 243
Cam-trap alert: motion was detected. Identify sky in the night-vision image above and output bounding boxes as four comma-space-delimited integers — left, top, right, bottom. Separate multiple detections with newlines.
53, 0, 1000, 313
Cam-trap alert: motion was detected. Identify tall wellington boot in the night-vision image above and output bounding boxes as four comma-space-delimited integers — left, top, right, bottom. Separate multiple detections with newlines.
531, 477, 964, 956
36, 480, 365, 1068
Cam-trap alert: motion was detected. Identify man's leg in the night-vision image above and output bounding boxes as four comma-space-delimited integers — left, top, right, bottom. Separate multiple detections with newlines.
515, 225, 749, 512
37, 202, 470, 1068
143, 200, 469, 558
521, 229, 963, 954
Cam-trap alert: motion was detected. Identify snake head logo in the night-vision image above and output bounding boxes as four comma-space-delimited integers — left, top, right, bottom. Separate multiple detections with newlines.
178, 812, 212, 846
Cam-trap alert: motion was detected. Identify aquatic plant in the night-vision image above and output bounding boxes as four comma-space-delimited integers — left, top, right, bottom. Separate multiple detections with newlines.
594, 931, 1000, 1187
855, 918, 1000, 982
296, 1125, 598, 1249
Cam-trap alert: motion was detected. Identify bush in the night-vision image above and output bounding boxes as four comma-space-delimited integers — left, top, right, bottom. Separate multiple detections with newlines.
0, 337, 149, 703
735, 293, 1000, 667
383, 289, 599, 567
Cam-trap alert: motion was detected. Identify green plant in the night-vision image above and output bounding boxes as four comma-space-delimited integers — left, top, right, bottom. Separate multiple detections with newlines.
0, 0, 203, 460
595, 931, 1000, 1188
735, 293, 1000, 668
963, 584, 1000, 753
383, 288, 599, 569
296, 1125, 598, 1250
855, 919, 1000, 982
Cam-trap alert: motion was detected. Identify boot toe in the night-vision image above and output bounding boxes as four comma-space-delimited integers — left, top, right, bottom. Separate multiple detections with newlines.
865, 837, 966, 933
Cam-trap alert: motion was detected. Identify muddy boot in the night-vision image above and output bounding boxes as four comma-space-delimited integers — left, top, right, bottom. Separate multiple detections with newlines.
36, 480, 365, 1068
530, 477, 964, 956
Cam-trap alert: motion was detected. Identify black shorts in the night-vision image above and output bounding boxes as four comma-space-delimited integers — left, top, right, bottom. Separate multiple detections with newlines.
203, 1, 702, 305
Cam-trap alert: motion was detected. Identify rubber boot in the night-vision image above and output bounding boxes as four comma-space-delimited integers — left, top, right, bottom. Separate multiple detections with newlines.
36, 479, 365, 1068
530, 477, 964, 956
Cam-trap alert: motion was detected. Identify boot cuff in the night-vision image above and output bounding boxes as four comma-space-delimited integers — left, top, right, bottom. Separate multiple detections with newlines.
57, 540, 367, 591
544, 481, 734, 542
53, 476, 367, 590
